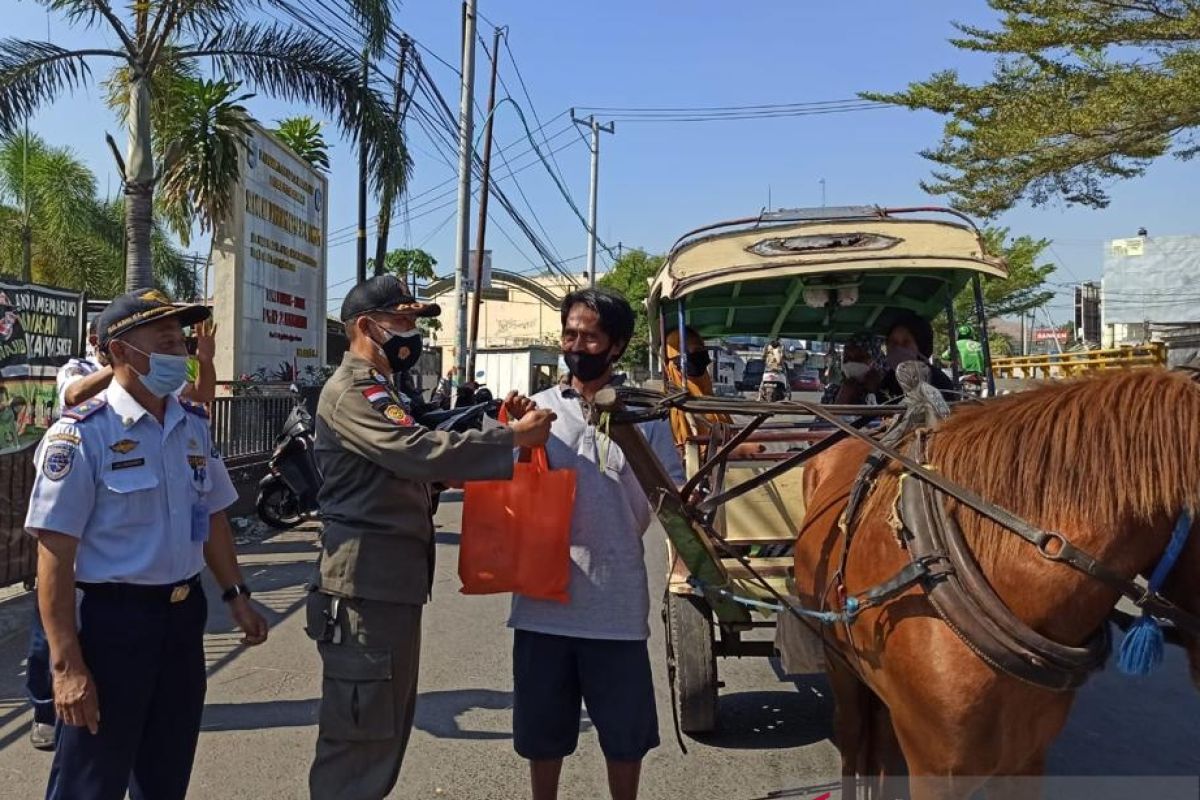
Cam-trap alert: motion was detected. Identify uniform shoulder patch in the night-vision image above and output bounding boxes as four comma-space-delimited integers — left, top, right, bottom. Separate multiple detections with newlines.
360, 386, 414, 426
62, 398, 107, 421
41, 441, 77, 481
180, 400, 210, 419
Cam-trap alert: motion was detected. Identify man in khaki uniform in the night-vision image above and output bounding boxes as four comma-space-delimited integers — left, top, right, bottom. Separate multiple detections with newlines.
307, 275, 554, 799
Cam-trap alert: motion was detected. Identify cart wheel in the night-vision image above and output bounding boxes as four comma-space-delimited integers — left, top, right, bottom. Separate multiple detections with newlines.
666, 592, 718, 734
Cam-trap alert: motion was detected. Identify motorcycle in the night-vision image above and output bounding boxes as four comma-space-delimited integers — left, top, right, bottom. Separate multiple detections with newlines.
958, 371, 986, 400
255, 390, 500, 529
256, 386, 322, 530
758, 368, 791, 402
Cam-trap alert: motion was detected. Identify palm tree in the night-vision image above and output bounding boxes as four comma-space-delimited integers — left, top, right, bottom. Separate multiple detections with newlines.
0, 0, 399, 291
0, 131, 97, 282
273, 116, 331, 171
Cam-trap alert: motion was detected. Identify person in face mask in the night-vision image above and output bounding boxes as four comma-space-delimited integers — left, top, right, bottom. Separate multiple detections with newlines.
879, 312, 956, 402
26, 289, 268, 800
822, 334, 886, 406
308, 275, 554, 799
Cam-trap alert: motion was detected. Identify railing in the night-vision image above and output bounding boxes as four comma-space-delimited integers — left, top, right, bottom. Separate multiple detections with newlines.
991, 343, 1167, 381
0, 443, 37, 588
209, 393, 297, 465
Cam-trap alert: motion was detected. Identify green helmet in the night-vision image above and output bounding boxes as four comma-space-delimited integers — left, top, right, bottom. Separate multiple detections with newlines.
957, 324, 974, 338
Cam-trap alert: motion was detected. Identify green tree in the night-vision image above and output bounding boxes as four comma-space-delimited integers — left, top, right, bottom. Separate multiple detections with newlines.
935, 226, 1056, 355
598, 248, 664, 368
865, 1, 1200, 217
273, 116, 331, 171
0, 131, 96, 282
369, 247, 437, 291
0, 0, 401, 291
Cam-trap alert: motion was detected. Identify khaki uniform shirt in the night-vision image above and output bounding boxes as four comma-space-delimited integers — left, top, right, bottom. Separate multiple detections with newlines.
314, 352, 515, 605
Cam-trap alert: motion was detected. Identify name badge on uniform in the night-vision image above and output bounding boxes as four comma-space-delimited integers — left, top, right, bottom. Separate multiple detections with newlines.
191, 504, 210, 543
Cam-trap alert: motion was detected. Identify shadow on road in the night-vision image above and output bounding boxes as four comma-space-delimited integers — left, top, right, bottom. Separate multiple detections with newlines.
434, 532, 461, 546
201, 699, 318, 732
414, 689, 514, 741
691, 679, 834, 751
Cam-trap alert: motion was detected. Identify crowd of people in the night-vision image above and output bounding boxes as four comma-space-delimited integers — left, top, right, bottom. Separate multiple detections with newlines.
18, 274, 969, 800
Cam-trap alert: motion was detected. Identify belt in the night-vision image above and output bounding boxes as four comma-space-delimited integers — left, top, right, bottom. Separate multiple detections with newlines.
76, 574, 202, 604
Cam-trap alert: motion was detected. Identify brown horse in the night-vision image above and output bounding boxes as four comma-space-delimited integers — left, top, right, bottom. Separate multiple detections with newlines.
794, 368, 1200, 799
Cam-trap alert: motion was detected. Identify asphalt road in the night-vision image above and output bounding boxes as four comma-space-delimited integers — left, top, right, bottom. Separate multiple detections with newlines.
1, 499, 1198, 799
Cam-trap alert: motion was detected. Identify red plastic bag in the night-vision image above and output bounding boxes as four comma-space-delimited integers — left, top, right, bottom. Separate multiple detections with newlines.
458, 447, 576, 603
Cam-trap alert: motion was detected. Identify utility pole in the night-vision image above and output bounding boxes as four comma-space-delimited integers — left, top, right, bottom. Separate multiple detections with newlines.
453, 0, 478, 378
355, 51, 370, 284
1020, 312, 1028, 356
374, 35, 410, 276
21, 119, 31, 283
467, 26, 504, 381
819, 178, 826, 208
571, 110, 614, 287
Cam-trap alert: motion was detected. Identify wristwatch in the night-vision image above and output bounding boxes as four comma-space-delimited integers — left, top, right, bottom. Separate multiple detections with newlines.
221, 583, 252, 603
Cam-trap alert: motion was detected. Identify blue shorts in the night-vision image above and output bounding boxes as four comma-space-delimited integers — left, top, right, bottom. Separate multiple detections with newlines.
512, 630, 659, 762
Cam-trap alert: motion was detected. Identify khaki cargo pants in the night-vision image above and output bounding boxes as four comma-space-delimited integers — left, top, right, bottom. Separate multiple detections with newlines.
307, 593, 423, 800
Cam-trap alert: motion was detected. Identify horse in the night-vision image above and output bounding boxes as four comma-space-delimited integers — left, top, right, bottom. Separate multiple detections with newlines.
793, 368, 1200, 799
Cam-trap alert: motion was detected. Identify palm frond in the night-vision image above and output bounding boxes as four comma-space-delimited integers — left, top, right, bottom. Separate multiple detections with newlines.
177, 23, 402, 166
0, 39, 118, 133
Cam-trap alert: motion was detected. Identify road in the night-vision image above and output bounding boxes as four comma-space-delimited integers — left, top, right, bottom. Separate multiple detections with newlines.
0, 498, 1198, 799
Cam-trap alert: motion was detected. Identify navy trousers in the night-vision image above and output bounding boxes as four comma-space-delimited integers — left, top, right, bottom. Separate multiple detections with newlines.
26, 602, 56, 725
46, 585, 208, 800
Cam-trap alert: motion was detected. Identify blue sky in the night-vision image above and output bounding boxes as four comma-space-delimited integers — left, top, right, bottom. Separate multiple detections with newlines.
10, 0, 1197, 324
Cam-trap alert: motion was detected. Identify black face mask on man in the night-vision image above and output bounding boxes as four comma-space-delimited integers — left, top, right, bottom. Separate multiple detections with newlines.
563, 350, 612, 382
372, 322, 423, 373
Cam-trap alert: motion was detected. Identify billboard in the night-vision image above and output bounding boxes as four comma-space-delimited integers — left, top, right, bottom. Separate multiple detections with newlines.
466, 249, 493, 290
1103, 235, 1200, 325
211, 121, 328, 383
0, 279, 85, 454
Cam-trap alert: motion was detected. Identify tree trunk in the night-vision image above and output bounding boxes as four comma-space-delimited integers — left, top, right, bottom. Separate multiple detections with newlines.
20, 224, 31, 283
124, 74, 156, 291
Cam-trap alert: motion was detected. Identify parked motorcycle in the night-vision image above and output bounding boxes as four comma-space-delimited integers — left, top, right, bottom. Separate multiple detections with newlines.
758, 368, 791, 402
256, 386, 321, 530
958, 372, 986, 400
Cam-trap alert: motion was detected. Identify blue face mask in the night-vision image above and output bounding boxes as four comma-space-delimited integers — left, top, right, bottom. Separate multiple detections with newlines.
124, 343, 189, 398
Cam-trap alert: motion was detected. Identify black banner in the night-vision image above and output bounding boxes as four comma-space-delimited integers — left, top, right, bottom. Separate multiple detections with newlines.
0, 279, 84, 376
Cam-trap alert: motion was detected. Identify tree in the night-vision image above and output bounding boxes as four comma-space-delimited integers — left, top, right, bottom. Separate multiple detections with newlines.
864, 1, 1200, 217
0, 0, 402, 291
934, 226, 1056, 355
369, 247, 437, 293
0, 132, 96, 282
273, 116, 331, 171
598, 248, 664, 368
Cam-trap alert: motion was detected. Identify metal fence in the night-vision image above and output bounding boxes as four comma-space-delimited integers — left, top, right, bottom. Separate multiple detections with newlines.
210, 394, 295, 465
0, 444, 37, 588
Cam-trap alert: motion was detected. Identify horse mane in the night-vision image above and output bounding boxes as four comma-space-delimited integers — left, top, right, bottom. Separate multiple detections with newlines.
865, 368, 1200, 569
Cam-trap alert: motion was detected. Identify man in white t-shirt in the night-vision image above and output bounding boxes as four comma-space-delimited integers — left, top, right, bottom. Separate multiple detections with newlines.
507, 288, 684, 800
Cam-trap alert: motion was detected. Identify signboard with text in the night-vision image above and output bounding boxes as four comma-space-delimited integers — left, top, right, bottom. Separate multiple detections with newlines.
211, 122, 327, 384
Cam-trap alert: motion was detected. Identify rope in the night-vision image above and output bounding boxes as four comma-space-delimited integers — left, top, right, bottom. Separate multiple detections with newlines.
685, 577, 859, 625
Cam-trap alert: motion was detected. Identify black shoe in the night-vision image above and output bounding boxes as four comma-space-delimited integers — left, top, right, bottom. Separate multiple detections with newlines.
30, 721, 56, 751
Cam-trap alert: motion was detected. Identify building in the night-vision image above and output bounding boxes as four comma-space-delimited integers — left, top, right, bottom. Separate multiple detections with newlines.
1102, 234, 1200, 360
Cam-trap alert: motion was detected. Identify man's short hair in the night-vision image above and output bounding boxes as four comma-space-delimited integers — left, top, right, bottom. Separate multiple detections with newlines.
560, 288, 635, 358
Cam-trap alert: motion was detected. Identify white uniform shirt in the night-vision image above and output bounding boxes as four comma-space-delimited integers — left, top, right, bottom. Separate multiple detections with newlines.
25, 380, 237, 585
507, 384, 685, 641
54, 355, 103, 418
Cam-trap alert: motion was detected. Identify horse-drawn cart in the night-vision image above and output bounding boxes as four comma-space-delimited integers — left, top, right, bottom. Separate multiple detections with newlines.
613, 206, 1008, 734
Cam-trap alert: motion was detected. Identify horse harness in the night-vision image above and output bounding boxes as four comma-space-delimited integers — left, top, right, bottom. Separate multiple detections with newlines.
829, 417, 1200, 693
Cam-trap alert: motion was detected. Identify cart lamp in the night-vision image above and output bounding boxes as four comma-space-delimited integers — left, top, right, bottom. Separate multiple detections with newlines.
838, 285, 859, 307
803, 287, 831, 308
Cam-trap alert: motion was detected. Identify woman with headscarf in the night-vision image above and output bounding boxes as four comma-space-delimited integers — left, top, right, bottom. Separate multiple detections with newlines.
821, 332, 886, 406
664, 327, 768, 460
879, 312, 955, 401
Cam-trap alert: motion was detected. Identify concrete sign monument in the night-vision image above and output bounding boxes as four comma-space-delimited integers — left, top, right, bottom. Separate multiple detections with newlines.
211, 121, 328, 384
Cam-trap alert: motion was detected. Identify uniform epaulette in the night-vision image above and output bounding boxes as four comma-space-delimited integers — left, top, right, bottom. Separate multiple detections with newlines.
62, 398, 107, 421
180, 400, 210, 420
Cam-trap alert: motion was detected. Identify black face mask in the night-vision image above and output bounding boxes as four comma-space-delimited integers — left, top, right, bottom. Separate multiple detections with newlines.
564, 350, 612, 382
682, 351, 710, 378
375, 327, 423, 373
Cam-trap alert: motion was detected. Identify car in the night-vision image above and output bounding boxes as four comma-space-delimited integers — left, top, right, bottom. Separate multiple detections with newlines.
789, 366, 823, 393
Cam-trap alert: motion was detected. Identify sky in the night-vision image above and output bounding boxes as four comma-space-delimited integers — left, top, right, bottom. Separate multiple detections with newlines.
9, 0, 1198, 326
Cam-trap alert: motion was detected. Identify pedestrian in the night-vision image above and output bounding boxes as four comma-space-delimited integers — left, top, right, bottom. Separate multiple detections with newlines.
306, 274, 555, 800
24, 288, 269, 800
180, 318, 218, 404
23, 318, 109, 753
54, 317, 111, 416
430, 366, 457, 410
506, 288, 685, 800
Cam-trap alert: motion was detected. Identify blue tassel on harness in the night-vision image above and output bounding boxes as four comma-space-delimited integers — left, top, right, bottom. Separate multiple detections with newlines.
1117, 510, 1192, 676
